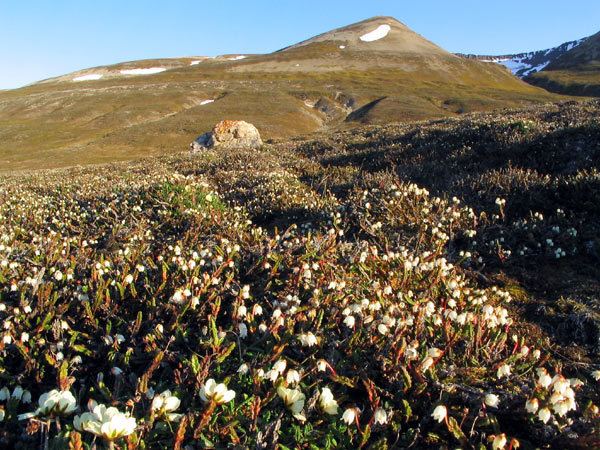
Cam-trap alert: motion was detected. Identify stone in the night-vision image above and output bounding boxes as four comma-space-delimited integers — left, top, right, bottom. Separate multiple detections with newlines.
190, 120, 262, 152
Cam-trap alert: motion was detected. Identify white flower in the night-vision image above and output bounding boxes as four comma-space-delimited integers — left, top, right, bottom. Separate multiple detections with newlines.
277, 386, 306, 421
318, 387, 339, 415
298, 332, 318, 347
538, 407, 551, 423
286, 369, 301, 386
421, 356, 435, 371
431, 405, 447, 423
377, 324, 389, 335
552, 399, 571, 417
492, 433, 507, 450
343, 315, 355, 328
237, 363, 249, 375
405, 347, 418, 360
525, 398, 539, 413
316, 359, 328, 372
0, 409, 4, 422
484, 394, 500, 408
273, 359, 287, 375
74, 403, 137, 441
496, 364, 511, 379
21, 390, 32, 404
238, 323, 248, 339
237, 305, 247, 319
171, 290, 185, 303
199, 379, 235, 404
124, 274, 134, 284
428, 347, 443, 358
374, 408, 388, 425
342, 407, 358, 425
569, 378, 584, 388
11, 386, 23, 400
0, 387, 9, 401
552, 375, 570, 395
537, 371, 552, 388
54, 271, 63, 281
151, 390, 182, 421
592, 370, 600, 381
19, 390, 77, 420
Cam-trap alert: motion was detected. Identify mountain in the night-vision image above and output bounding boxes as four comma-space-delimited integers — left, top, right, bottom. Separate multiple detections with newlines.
527, 31, 600, 96
0, 16, 560, 171
458, 31, 600, 97
457, 36, 589, 78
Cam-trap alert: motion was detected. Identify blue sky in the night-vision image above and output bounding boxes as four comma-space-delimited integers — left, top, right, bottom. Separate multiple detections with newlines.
1, 0, 598, 89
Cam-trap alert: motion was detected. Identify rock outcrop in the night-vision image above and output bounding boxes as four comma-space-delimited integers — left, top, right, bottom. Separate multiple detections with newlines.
190, 120, 262, 152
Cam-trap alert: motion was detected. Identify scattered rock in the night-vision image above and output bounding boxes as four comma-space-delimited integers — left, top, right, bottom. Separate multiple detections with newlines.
190, 120, 262, 152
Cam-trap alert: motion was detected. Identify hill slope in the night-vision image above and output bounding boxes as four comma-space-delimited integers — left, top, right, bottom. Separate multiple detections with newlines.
0, 16, 560, 171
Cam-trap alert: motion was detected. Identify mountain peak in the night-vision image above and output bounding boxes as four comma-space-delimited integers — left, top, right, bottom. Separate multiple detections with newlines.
281, 16, 447, 56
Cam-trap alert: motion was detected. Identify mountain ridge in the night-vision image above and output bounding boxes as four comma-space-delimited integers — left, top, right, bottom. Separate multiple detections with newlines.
457, 35, 590, 78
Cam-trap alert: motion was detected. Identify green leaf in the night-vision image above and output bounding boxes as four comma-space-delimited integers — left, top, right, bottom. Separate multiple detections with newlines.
400, 366, 412, 391
190, 355, 201, 375
446, 416, 467, 445
217, 343, 236, 364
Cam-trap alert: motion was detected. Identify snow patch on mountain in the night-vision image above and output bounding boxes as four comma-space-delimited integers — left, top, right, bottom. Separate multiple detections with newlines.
227, 55, 247, 61
200, 100, 215, 105
120, 68, 167, 76
73, 74, 103, 82
360, 24, 391, 42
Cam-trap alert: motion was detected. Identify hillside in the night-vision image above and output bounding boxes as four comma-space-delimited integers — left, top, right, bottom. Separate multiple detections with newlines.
528, 31, 600, 96
1, 100, 599, 448
546, 31, 600, 70
0, 16, 560, 171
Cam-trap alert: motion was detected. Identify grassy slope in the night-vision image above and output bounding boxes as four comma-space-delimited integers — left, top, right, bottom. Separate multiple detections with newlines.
0, 47, 561, 171
528, 68, 600, 97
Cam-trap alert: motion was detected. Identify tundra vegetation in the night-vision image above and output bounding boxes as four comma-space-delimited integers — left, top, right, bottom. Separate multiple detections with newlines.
0, 100, 599, 448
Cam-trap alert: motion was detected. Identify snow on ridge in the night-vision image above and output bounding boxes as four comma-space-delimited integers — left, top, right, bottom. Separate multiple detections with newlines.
120, 68, 167, 76
523, 61, 550, 77
227, 55, 247, 61
73, 74, 103, 82
190, 60, 203, 66
360, 24, 391, 42
475, 36, 589, 78
200, 100, 215, 105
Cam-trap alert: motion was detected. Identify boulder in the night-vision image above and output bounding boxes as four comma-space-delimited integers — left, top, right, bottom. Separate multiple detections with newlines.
190, 120, 262, 152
